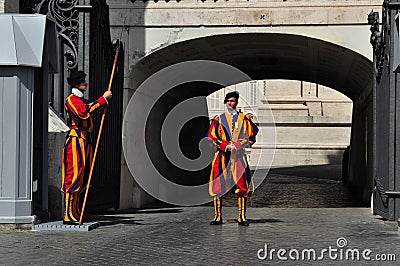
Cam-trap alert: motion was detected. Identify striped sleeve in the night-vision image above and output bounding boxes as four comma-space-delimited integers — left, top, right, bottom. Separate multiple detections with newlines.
206, 116, 230, 152
246, 115, 259, 147
66, 95, 108, 120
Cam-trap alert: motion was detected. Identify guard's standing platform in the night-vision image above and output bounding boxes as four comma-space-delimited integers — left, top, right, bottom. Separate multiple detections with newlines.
34, 221, 100, 232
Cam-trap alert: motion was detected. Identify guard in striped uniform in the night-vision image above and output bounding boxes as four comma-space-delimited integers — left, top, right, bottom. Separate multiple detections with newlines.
206, 91, 258, 226
61, 70, 112, 225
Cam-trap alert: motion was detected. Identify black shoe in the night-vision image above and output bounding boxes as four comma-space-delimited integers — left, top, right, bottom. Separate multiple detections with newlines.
63, 220, 80, 225
238, 220, 249, 226
210, 220, 223, 225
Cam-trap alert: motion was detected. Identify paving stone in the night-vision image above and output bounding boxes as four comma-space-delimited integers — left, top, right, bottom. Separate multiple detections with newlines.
0, 166, 399, 265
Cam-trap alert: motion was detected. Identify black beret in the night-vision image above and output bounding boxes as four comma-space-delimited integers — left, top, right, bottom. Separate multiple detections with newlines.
224, 91, 239, 103
67, 70, 86, 87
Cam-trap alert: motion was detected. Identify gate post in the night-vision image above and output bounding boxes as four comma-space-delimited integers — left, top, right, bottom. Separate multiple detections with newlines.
371, 0, 400, 220
392, 1, 400, 221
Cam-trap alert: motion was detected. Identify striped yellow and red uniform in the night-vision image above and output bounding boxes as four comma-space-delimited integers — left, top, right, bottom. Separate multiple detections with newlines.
206, 112, 258, 198
61, 93, 108, 223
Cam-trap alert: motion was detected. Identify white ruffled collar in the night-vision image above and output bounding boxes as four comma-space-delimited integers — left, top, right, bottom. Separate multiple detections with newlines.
72, 88, 84, 98
226, 108, 237, 115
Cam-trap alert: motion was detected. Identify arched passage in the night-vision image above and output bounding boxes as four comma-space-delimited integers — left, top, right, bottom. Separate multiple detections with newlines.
131, 33, 371, 101
123, 33, 373, 207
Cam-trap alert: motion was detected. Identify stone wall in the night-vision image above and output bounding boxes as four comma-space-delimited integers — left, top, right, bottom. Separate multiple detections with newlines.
47, 133, 66, 220
109, 0, 382, 90
47, 108, 69, 220
208, 80, 352, 167
109, 0, 383, 26
1, 0, 18, 13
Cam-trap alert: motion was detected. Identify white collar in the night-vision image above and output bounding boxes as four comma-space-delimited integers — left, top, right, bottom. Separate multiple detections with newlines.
72, 88, 84, 98
227, 108, 237, 115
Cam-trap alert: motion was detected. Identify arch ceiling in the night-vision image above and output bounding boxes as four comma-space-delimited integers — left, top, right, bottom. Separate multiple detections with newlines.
131, 33, 372, 102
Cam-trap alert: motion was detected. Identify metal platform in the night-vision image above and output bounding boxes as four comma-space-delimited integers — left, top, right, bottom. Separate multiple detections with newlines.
33, 221, 100, 231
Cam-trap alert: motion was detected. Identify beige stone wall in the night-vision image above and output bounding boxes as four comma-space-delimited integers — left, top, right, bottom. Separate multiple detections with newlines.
1, 0, 18, 13
109, 0, 383, 26
207, 80, 352, 167
263, 80, 353, 117
110, 0, 381, 88
208, 80, 352, 118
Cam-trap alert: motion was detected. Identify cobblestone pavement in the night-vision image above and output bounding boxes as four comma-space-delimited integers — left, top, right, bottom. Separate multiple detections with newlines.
220, 164, 365, 208
1, 165, 399, 265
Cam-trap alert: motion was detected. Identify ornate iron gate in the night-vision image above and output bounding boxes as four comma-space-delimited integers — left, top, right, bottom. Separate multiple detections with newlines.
22, 0, 123, 212
369, 0, 400, 220
86, 0, 123, 211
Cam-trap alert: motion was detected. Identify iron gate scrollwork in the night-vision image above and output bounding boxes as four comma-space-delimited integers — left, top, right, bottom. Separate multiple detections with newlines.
46, 0, 79, 70
374, 176, 389, 208
368, 10, 386, 82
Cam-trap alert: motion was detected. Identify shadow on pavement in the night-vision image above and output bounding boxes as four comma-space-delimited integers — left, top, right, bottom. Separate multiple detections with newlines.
269, 164, 342, 181
224, 218, 283, 224
247, 218, 283, 223
93, 208, 184, 227
98, 216, 145, 227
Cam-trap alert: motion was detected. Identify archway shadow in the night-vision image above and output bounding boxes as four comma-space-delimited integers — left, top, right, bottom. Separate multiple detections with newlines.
269, 164, 343, 181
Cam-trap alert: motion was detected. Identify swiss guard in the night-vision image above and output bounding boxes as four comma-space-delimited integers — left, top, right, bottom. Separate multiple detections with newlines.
206, 91, 258, 226
61, 70, 112, 225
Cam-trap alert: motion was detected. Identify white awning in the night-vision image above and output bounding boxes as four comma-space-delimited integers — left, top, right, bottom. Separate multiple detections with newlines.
0, 14, 48, 67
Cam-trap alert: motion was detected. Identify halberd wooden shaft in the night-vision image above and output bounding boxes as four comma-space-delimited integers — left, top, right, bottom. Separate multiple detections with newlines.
79, 44, 120, 225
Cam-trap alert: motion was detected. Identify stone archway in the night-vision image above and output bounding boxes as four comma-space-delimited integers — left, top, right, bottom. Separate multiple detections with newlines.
122, 33, 373, 207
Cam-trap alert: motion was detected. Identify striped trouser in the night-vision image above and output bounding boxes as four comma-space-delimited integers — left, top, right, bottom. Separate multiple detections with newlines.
237, 196, 247, 222
212, 197, 222, 222
61, 135, 92, 222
